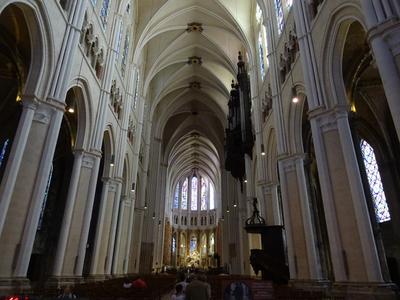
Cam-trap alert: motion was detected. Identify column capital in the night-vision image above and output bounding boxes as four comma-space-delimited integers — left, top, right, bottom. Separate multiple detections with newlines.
21, 94, 40, 109
308, 105, 349, 132
278, 153, 307, 171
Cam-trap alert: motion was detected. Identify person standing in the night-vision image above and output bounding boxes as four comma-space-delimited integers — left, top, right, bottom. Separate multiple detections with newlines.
185, 274, 211, 300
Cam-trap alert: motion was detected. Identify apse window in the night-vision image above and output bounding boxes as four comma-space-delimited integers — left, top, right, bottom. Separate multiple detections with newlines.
360, 139, 391, 223
190, 237, 197, 254
100, 0, 110, 29
181, 178, 188, 210
173, 182, 179, 209
275, 0, 284, 35
201, 177, 208, 211
191, 176, 198, 210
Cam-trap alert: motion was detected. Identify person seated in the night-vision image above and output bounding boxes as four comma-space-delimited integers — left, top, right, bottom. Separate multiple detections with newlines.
122, 278, 132, 289
176, 272, 188, 292
171, 284, 185, 300
132, 277, 148, 289
58, 285, 77, 299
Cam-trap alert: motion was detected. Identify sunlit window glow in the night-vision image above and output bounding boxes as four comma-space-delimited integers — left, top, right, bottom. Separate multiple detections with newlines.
360, 139, 391, 223
286, 0, 293, 9
181, 178, 188, 210
190, 236, 197, 254
100, 0, 110, 29
174, 182, 179, 209
275, 0, 284, 35
209, 183, 215, 210
256, 4, 263, 23
191, 176, 198, 210
201, 177, 208, 210
258, 32, 265, 80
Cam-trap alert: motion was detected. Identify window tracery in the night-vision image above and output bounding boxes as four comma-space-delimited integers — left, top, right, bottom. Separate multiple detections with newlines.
275, 0, 284, 34
181, 178, 188, 210
191, 176, 198, 210
174, 182, 179, 209
100, 0, 110, 29
360, 139, 391, 223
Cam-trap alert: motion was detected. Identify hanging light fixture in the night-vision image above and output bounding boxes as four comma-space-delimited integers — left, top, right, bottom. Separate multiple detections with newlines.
291, 86, 299, 103
221, 215, 225, 221
67, 106, 75, 113
144, 201, 148, 210
110, 154, 115, 166
226, 206, 230, 213
261, 144, 266, 156
152, 212, 155, 220
131, 182, 135, 192
233, 203, 237, 208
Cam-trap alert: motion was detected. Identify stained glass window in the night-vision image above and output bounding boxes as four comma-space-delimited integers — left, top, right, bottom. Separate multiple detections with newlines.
100, 0, 110, 29
360, 139, 391, 223
116, 20, 123, 59
201, 234, 207, 255
172, 235, 176, 253
275, 0, 284, 35
121, 31, 129, 77
258, 31, 265, 80
209, 182, 215, 210
181, 234, 186, 253
0, 138, 10, 168
133, 72, 139, 110
286, 0, 293, 9
190, 236, 197, 254
201, 177, 207, 210
174, 182, 179, 209
256, 4, 263, 23
181, 178, 188, 210
191, 176, 198, 210
209, 233, 215, 254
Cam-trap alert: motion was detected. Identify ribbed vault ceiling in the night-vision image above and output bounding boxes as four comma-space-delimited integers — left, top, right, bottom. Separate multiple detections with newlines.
133, 0, 255, 199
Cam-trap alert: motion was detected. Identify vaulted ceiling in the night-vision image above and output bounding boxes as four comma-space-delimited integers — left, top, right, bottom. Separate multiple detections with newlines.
133, 0, 256, 190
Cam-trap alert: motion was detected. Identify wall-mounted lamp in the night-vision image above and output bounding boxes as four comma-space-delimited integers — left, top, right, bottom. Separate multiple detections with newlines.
292, 86, 299, 103
261, 144, 266, 156
244, 179, 248, 183
131, 182, 135, 192
110, 155, 115, 166
67, 106, 75, 113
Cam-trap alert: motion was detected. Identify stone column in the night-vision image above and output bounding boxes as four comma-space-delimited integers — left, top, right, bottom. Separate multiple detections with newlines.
278, 155, 321, 280
52, 149, 84, 276
74, 153, 101, 276
89, 177, 111, 275
0, 97, 37, 237
105, 179, 122, 275
309, 107, 382, 282
360, 0, 400, 140
262, 182, 283, 225
112, 195, 128, 275
14, 102, 65, 277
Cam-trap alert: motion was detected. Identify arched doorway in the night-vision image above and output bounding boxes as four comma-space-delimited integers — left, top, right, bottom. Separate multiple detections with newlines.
0, 4, 30, 184
27, 89, 78, 282
342, 21, 400, 284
